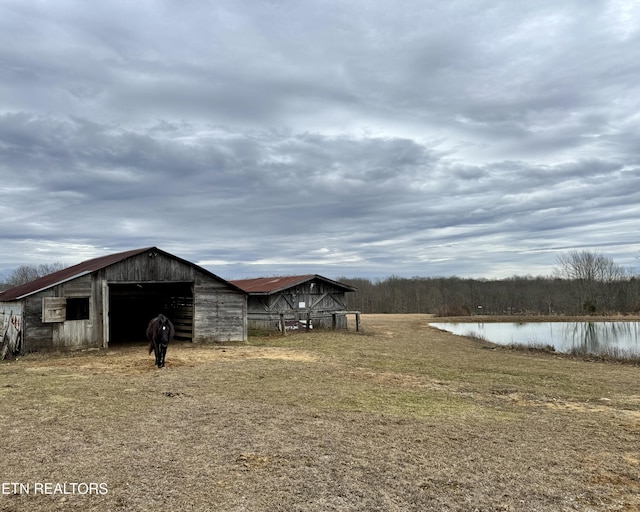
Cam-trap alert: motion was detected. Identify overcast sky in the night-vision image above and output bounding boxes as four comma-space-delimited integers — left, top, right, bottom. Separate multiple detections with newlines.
1, 0, 639, 281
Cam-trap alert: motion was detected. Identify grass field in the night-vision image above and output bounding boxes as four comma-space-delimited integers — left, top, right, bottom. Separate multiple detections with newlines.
1, 314, 639, 511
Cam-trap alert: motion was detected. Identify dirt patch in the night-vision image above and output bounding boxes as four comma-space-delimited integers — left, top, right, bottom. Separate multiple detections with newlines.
18, 343, 319, 375
1, 314, 640, 511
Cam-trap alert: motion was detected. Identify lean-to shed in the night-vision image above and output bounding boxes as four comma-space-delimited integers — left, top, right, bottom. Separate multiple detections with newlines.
0, 247, 247, 358
230, 274, 356, 331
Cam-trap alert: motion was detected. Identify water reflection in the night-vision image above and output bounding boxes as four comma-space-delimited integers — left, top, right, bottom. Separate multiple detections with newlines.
429, 321, 640, 358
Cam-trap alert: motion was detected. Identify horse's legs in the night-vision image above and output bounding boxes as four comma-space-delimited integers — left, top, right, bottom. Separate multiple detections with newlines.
154, 342, 161, 367
159, 344, 168, 368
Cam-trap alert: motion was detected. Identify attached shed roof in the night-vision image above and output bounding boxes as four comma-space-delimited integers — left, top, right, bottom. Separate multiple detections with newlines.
230, 275, 356, 295
0, 247, 245, 301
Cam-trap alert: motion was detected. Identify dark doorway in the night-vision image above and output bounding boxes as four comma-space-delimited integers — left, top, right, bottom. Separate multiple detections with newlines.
108, 282, 193, 344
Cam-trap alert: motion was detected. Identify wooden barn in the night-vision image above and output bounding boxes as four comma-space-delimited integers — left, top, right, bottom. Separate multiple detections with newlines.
230, 275, 356, 332
0, 247, 247, 358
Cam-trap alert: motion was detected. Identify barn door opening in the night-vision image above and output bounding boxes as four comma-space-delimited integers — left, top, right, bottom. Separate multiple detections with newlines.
107, 282, 194, 344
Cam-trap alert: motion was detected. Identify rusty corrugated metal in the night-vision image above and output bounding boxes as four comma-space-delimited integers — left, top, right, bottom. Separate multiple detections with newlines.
231, 274, 356, 294
0, 247, 247, 302
0, 247, 153, 301
230, 275, 316, 294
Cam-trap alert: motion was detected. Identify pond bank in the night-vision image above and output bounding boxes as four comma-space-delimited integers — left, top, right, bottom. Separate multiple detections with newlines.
430, 319, 640, 360
430, 314, 640, 323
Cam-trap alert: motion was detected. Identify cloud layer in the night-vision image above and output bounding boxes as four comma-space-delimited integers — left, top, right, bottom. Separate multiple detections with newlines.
1, 0, 639, 279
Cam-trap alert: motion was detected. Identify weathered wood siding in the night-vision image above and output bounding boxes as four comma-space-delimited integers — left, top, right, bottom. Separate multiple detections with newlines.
96, 251, 193, 282
193, 275, 247, 342
98, 251, 246, 342
12, 249, 247, 353
20, 273, 101, 352
0, 302, 23, 359
52, 319, 92, 349
23, 292, 54, 352
246, 279, 349, 330
55, 274, 97, 348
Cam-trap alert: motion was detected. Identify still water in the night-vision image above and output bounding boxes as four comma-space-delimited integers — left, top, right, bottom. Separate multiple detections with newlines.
429, 321, 640, 358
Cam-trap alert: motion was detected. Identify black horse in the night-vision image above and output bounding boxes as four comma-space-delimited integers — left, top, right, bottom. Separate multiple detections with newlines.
147, 314, 175, 368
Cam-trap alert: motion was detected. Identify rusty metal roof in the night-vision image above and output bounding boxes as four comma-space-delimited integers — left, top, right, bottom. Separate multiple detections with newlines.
0, 247, 246, 301
230, 274, 356, 295
0, 247, 154, 301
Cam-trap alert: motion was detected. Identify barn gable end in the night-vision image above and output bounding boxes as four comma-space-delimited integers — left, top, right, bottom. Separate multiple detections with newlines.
0, 247, 247, 358
231, 275, 356, 331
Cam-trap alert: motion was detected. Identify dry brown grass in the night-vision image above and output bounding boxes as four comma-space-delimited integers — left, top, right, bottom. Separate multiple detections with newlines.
1, 314, 639, 511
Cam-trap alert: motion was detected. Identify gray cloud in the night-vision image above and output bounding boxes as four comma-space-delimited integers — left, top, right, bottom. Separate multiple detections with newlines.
1, 0, 639, 280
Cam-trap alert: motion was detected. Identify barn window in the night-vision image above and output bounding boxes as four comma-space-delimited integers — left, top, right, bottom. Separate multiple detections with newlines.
66, 297, 90, 320
42, 297, 66, 323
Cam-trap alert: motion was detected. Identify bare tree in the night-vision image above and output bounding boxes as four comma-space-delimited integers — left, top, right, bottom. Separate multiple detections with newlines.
2, 263, 67, 289
554, 250, 626, 313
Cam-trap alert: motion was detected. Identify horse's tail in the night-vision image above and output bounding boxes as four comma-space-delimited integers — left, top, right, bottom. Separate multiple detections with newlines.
148, 340, 155, 355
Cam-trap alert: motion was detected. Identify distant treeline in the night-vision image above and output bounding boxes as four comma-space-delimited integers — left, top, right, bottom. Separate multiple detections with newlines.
2, 250, 637, 316
339, 275, 640, 316
339, 250, 640, 316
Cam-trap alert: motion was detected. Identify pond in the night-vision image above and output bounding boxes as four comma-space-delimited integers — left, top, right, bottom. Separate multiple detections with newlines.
429, 321, 640, 358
